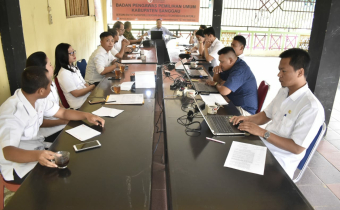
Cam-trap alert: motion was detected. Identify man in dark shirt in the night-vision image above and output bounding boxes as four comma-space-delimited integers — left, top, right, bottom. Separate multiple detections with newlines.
123, 21, 142, 44
206, 47, 258, 115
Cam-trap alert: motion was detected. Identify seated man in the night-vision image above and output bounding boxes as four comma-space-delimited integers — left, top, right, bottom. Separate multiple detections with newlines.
231, 35, 246, 59
202, 27, 225, 67
231, 48, 325, 179
123, 21, 142, 44
108, 28, 128, 59
85, 32, 122, 84
113, 21, 131, 54
206, 47, 258, 115
142, 19, 181, 39
189, 25, 207, 44
0, 66, 105, 183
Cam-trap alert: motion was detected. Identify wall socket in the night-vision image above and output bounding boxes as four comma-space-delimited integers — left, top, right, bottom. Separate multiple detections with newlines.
48, 14, 53, 24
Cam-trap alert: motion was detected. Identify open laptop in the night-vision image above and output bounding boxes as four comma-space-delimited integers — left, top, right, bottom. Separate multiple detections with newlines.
151, 31, 163, 40
186, 67, 208, 78
181, 60, 219, 93
193, 97, 245, 136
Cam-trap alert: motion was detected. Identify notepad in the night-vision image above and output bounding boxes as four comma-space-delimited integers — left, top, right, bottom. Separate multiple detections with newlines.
120, 82, 135, 91
135, 71, 155, 88
121, 60, 142, 63
200, 94, 228, 106
66, 124, 101, 141
105, 94, 144, 105
92, 107, 124, 117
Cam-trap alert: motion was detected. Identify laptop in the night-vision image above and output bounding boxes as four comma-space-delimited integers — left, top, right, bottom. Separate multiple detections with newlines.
181, 60, 219, 94
151, 31, 163, 40
186, 67, 208, 78
193, 97, 245, 136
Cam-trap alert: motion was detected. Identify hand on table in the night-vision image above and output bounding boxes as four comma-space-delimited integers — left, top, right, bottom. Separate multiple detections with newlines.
38, 151, 59, 168
238, 121, 265, 137
206, 81, 216, 86
86, 113, 105, 127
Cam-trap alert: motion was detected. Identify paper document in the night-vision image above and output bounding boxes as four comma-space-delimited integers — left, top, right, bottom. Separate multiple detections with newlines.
121, 60, 142, 64
127, 54, 139, 58
106, 94, 144, 104
191, 53, 199, 55
92, 107, 124, 117
224, 141, 267, 175
135, 71, 155, 88
201, 94, 228, 106
120, 82, 135, 91
66, 124, 101, 141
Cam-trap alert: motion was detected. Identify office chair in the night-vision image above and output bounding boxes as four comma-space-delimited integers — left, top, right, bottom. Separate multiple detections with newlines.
76, 59, 87, 78
256, 80, 269, 113
0, 174, 20, 209
54, 77, 70, 109
293, 122, 327, 183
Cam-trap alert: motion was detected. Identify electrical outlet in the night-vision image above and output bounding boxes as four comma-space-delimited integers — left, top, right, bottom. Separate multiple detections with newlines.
48, 14, 53, 24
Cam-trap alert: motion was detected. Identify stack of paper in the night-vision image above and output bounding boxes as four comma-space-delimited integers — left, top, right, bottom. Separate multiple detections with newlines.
92, 107, 124, 117
120, 82, 135, 91
105, 94, 144, 105
200, 94, 228, 106
135, 71, 155, 88
66, 124, 101, 141
121, 60, 142, 64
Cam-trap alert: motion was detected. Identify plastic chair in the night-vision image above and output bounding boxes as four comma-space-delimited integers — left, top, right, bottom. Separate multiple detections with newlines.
76, 59, 87, 78
256, 80, 269, 113
54, 77, 70, 109
0, 174, 20, 209
293, 122, 327, 183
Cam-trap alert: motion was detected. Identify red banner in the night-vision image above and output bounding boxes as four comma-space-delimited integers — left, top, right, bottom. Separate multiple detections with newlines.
112, 0, 200, 22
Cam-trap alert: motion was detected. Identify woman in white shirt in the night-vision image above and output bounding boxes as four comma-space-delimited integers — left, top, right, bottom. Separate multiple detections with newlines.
25, 51, 68, 140
191, 30, 205, 55
55, 43, 95, 109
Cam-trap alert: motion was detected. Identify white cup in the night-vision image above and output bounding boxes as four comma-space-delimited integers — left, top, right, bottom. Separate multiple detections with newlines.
141, 55, 146, 61
140, 50, 145, 55
190, 61, 198, 68
176, 89, 183, 96
206, 104, 220, 114
186, 89, 197, 98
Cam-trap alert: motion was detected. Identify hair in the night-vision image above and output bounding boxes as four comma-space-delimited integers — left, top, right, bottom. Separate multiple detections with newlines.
22, 66, 50, 94
233, 35, 246, 47
203, 27, 215, 37
101, 31, 114, 39
200, 25, 207, 30
124, 21, 131, 30
113, 21, 123, 30
279, 48, 311, 77
218, 47, 236, 57
55, 43, 73, 76
195, 29, 204, 38
26, 51, 47, 68
156, 19, 162, 22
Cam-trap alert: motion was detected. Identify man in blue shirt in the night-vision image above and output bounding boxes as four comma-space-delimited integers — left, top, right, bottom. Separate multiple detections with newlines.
206, 47, 258, 115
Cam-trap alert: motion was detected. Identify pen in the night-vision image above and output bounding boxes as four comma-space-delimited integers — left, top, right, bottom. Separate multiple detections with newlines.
206, 137, 225, 144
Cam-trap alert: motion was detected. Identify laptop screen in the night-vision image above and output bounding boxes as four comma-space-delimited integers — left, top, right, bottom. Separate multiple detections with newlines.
151, 31, 163, 40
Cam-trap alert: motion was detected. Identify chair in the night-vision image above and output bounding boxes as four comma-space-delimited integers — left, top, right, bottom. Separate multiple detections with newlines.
256, 80, 269, 113
54, 77, 70, 109
76, 59, 87, 78
293, 122, 327, 183
0, 174, 20, 209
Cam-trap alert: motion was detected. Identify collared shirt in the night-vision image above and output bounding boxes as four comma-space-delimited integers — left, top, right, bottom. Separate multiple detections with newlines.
123, 30, 136, 40
262, 84, 325, 178
0, 89, 60, 181
238, 53, 245, 60
114, 35, 125, 52
219, 58, 258, 114
207, 38, 225, 67
147, 26, 174, 39
85, 46, 115, 83
58, 66, 90, 109
110, 47, 118, 59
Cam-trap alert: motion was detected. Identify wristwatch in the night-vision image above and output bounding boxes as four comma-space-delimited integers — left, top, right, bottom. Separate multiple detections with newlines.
263, 131, 270, 140
214, 82, 218, 86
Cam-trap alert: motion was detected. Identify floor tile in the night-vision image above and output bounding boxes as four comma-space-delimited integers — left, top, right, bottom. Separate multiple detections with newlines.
310, 165, 340, 184
295, 167, 324, 186
317, 140, 339, 154
328, 122, 340, 131
322, 152, 340, 167
324, 130, 340, 141
327, 184, 340, 200
328, 140, 340, 150
298, 185, 340, 208
308, 152, 334, 169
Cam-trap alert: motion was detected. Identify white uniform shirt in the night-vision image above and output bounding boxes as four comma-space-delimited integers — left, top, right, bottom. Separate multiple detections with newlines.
57, 66, 90, 109
37, 81, 66, 137
114, 35, 125, 52
110, 46, 119, 59
147, 26, 174, 39
262, 84, 325, 178
85, 46, 115, 84
238, 54, 245, 60
207, 38, 225, 67
0, 89, 59, 181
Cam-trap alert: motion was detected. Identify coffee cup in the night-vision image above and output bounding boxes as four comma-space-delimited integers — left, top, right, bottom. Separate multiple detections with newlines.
186, 89, 197, 98
119, 65, 125, 74
111, 84, 121, 94
114, 69, 121, 79
206, 104, 220, 114
54, 151, 70, 169
132, 44, 136, 49
190, 61, 198, 68
141, 55, 146, 61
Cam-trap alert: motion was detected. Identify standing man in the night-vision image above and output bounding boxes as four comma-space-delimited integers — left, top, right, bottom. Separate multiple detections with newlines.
143, 19, 181, 39
202, 27, 225, 67
230, 48, 325, 179
231, 35, 246, 59
123, 21, 143, 44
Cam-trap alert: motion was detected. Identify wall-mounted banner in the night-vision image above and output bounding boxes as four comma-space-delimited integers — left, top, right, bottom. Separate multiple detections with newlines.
112, 0, 200, 22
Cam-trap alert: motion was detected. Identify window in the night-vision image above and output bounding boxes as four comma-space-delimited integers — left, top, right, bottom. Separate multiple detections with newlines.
65, 0, 89, 17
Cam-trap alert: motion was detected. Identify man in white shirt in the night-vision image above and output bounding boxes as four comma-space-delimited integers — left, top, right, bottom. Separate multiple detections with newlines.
231, 35, 246, 59
0, 66, 105, 183
230, 48, 325, 179
108, 28, 128, 59
85, 32, 121, 84
142, 19, 181, 39
202, 27, 225, 67
113, 21, 131, 53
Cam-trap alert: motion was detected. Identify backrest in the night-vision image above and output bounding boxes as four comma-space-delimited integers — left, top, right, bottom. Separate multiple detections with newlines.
54, 77, 70, 109
76, 59, 87, 78
293, 122, 327, 183
256, 81, 269, 113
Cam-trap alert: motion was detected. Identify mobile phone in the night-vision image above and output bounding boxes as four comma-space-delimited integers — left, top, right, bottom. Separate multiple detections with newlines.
88, 98, 106, 104
73, 140, 101, 152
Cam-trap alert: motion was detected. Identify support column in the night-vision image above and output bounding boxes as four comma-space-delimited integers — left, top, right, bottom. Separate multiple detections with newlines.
212, 0, 223, 39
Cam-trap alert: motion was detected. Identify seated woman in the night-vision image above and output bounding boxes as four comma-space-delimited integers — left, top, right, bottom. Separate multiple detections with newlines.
191, 29, 205, 55
26, 52, 68, 142
55, 43, 95, 109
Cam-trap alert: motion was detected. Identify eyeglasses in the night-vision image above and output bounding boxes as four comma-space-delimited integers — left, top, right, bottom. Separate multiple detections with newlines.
69, 50, 76, 55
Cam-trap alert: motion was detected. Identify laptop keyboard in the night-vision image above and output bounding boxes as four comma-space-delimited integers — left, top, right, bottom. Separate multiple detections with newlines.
194, 83, 218, 93
207, 115, 234, 133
